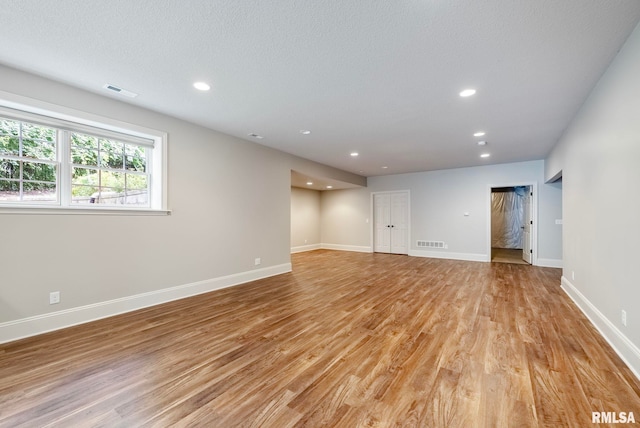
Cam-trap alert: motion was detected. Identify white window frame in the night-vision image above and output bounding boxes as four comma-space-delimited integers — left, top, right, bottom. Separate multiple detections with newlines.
0, 91, 168, 216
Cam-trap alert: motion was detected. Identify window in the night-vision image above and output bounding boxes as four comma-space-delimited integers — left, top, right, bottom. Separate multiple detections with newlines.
69, 132, 149, 206
0, 98, 166, 213
0, 118, 57, 203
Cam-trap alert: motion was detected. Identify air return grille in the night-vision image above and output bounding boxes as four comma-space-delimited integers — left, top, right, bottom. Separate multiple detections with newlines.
417, 240, 445, 249
103, 83, 138, 98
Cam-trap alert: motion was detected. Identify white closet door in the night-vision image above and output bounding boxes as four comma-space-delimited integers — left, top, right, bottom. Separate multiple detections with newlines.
390, 192, 409, 254
374, 193, 391, 253
373, 192, 409, 255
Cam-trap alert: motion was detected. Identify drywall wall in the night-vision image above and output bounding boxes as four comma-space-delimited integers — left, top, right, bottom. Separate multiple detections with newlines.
0, 65, 361, 342
321, 160, 562, 264
545, 22, 640, 376
290, 187, 321, 252
538, 179, 562, 264
320, 188, 372, 252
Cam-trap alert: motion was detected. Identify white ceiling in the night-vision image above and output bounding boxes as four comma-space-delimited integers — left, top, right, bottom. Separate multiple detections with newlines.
1, 1, 639, 180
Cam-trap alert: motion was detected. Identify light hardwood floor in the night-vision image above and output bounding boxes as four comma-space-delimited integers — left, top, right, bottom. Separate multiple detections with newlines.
1, 250, 639, 427
491, 248, 529, 265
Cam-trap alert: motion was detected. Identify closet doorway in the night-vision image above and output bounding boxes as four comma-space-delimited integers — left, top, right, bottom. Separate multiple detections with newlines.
372, 191, 409, 255
490, 185, 534, 265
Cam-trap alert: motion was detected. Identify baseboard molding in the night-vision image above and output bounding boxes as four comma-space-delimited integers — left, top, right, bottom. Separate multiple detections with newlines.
0, 263, 292, 344
536, 258, 563, 268
561, 276, 640, 380
291, 244, 322, 254
409, 249, 490, 262
320, 243, 372, 253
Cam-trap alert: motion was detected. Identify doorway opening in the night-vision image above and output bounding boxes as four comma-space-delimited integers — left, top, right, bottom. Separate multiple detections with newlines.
490, 185, 533, 265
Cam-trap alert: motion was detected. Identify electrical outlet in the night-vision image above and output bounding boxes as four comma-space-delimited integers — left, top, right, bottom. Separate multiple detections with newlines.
622, 310, 627, 327
255, 258, 261, 266
572, 271, 575, 281
49, 291, 60, 305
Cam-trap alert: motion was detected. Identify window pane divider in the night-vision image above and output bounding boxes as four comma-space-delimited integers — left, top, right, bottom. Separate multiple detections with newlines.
0, 155, 58, 165
59, 130, 71, 206
69, 164, 148, 176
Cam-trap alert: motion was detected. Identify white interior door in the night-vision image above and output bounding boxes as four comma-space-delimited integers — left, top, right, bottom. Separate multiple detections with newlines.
374, 192, 409, 255
522, 187, 532, 264
390, 192, 409, 254
374, 193, 391, 253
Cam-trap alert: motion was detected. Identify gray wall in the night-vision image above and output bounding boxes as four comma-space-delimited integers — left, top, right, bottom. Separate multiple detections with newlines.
0, 65, 360, 333
545, 22, 640, 368
321, 160, 563, 264
320, 187, 372, 250
290, 187, 321, 249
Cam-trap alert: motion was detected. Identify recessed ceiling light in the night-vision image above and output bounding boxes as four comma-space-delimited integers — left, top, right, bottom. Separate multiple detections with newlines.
350, 152, 359, 157
459, 89, 476, 97
248, 133, 264, 139
473, 131, 485, 137
480, 153, 490, 158
193, 81, 211, 91
300, 130, 311, 135
326, 185, 333, 189
381, 166, 388, 169
306, 181, 313, 185
477, 140, 487, 146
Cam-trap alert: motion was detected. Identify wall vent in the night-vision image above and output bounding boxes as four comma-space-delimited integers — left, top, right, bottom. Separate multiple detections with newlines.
417, 240, 445, 249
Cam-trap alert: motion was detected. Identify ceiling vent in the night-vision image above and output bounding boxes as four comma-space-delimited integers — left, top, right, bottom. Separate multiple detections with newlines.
103, 84, 138, 98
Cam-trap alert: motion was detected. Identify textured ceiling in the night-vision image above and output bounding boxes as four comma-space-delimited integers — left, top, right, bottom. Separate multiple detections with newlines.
1, 1, 639, 180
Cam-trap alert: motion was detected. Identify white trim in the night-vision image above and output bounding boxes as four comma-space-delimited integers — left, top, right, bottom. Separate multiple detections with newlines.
409, 249, 490, 262
0, 263, 292, 344
536, 258, 563, 268
0, 206, 171, 216
291, 243, 322, 253
561, 276, 640, 381
0, 90, 164, 143
320, 243, 372, 253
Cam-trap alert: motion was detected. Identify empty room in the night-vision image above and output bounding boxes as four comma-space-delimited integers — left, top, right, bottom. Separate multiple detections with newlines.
1, 1, 640, 427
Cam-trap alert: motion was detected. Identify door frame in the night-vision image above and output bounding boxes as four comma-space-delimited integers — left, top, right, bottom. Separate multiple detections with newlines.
370, 190, 411, 254
486, 182, 538, 265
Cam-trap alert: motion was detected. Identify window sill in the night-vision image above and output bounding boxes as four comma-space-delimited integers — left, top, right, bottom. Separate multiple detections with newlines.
0, 206, 171, 216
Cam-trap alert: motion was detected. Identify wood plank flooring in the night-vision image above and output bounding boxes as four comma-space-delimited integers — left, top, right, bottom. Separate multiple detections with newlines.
1, 250, 639, 427
491, 248, 529, 265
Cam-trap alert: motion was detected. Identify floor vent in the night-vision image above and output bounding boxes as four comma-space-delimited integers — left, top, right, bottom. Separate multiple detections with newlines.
417, 240, 445, 249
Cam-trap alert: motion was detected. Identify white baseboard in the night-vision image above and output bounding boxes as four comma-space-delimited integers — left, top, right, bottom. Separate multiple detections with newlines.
291, 244, 321, 254
536, 258, 563, 268
409, 249, 490, 262
320, 243, 372, 253
561, 276, 640, 380
0, 263, 292, 344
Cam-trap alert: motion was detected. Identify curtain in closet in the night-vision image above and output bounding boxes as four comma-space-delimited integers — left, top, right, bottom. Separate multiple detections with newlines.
491, 188, 525, 249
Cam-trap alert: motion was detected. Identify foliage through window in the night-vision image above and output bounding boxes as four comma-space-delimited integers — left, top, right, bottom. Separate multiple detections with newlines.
0, 111, 160, 209
0, 118, 57, 202
70, 133, 149, 206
